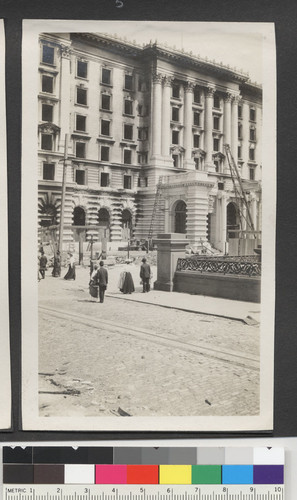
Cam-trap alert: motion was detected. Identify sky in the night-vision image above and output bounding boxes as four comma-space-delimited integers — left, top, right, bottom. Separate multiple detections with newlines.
91, 21, 267, 84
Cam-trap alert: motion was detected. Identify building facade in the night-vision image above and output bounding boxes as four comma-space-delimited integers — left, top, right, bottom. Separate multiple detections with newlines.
38, 32, 262, 255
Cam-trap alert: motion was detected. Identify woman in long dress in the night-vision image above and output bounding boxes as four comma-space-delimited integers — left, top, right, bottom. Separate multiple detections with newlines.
119, 260, 135, 294
52, 250, 61, 277
64, 253, 76, 280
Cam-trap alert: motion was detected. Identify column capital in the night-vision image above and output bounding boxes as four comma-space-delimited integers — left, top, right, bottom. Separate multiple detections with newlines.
152, 72, 163, 84
232, 94, 242, 104
184, 81, 195, 93
163, 75, 173, 87
59, 44, 71, 59
224, 92, 233, 103
206, 85, 215, 97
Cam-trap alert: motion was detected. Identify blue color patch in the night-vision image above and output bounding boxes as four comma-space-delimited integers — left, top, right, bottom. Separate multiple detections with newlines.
222, 465, 253, 484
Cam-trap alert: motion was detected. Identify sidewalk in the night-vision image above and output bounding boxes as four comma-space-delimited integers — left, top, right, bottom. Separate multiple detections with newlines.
103, 264, 261, 324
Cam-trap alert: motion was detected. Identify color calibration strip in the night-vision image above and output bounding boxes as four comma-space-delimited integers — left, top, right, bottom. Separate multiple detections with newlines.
2, 447, 284, 485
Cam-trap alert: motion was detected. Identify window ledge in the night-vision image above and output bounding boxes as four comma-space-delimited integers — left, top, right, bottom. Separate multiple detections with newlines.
123, 113, 135, 118
100, 108, 113, 113
100, 82, 113, 87
75, 103, 89, 108
75, 76, 89, 82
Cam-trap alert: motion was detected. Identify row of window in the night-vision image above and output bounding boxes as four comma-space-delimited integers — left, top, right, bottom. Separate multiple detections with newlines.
42, 163, 149, 188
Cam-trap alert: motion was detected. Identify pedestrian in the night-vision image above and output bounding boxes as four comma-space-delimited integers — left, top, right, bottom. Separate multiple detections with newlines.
96, 260, 108, 303
89, 264, 99, 299
52, 250, 61, 277
39, 251, 48, 279
119, 259, 135, 294
64, 252, 76, 280
140, 256, 151, 293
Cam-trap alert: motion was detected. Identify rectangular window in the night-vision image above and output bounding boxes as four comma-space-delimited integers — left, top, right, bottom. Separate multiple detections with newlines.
124, 124, 133, 140
172, 107, 179, 121
249, 148, 255, 161
138, 78, 147, 92
76, 114, 86, 132
194, 111, 200, 126
238, 124, 242, 139
42, 45, 54, 65
76, 142, 86, 158
193, 134, 200, 148
76, 87, 87, 106
43, 163, 55, 180
42, 75, 53, 93
42, 104, 53, 122
172, 84, 180, 98
238, 105, 242, 118
238, 146, 242, 158
172, 154, 179, 168
138, 104, 143, 116
194, 157, 199, 170
101, 146, 109, 161
77, 60, 88, 79
213, 138, 219, 151
193, 88, 201, 103
213, 116, 220, 130
124, 149, 132, 164
249, 168, 255, 180
41, 134, 53, 151
102, 68, 111, 85
172, 130, 179, 145
213, 95, 220, 108
124, 74, 133, 90
75, 170, 86, 185
124, 175, 132, 189
250, 107, 256, 121
101, 172, 109, 187
101, 94, 111, 111
144, 177, 148, 187
138, 128, 148, 140
101, 120, 110, 136
124, 100, 133, 115
250, 128, 256, 141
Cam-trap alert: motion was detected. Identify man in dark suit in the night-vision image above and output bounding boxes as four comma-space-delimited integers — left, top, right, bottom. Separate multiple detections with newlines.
140, 257, 151, 293
96, 261, 108, 303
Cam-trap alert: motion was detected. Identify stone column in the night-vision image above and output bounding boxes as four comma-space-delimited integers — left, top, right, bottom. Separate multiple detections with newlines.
204, 86, 215, 172
220, 193, 227, 253
223, 92, 232, 173
59, 44, 71, 153
231, 94, 240, 165
151, 72, 163, 158
241, 101, 250, 179
161, 76, 172, 158
153, 233, 188, 291
184, 81, 195, 170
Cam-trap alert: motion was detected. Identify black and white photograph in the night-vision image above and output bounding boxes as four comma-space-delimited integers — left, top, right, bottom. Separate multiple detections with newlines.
0, 19, 11, 430
22, 20, 276, 431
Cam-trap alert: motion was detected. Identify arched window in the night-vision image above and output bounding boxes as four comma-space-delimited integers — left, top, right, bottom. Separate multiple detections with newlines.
227, 202, 240, 239
98, 208, 110, 225
122, 209, 133, 241
174, 200, 187, 234
39, 203, 57, 227
73, 206, 86, 226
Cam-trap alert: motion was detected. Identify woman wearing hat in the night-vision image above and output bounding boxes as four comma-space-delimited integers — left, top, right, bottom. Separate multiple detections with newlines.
119, 259, 135, 294
64, 252, 76, 280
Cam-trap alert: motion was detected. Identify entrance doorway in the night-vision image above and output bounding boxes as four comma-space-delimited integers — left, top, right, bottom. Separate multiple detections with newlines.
227, 202, 240, 239
72, 206, 86, 264
174, 200, 187, 233
122, 209, 132, 241
98, 208, 110, 241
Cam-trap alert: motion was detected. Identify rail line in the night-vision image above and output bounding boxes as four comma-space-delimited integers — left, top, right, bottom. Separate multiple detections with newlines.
39, 305, 260, 371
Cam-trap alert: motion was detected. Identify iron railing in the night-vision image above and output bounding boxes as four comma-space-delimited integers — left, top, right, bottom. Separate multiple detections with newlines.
176, 256, 261, 277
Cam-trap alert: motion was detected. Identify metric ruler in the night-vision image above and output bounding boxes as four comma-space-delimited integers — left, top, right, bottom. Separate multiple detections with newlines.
3, 485, 284, 500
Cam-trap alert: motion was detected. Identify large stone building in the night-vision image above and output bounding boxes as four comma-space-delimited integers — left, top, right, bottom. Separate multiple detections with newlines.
38, 32, 262, 256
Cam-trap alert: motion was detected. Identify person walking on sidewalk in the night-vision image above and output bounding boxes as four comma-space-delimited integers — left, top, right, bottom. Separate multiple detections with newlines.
96, 260, 108, 303
39, 251, 47, 279
140, 257, 151, 293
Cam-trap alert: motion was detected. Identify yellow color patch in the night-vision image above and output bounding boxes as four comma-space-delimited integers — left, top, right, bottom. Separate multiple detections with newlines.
159, 465, 192, 484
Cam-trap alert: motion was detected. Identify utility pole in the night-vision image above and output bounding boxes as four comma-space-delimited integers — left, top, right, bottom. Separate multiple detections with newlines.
58, 134, 69, 255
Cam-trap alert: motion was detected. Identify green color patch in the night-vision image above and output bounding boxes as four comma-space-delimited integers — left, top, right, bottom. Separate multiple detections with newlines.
192, 465, 222, 484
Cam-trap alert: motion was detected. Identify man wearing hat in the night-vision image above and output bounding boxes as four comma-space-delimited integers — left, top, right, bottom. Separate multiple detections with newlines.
140, 257, 151, 293
96, 260, 108, 303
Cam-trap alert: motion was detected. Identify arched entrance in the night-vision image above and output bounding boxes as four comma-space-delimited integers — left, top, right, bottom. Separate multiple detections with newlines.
72, 206, 86, 264
98, 208, 110, 241
174, 200, 187, 234
122, 209, 133, 241
227, 202, 240, 239
39, 203, 57, 227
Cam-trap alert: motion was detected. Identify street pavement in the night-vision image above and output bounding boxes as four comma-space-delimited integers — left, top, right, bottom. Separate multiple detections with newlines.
38, 262, 260, 418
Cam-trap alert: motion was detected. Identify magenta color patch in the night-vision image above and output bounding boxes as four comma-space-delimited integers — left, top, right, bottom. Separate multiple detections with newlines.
95, 464, 127, 484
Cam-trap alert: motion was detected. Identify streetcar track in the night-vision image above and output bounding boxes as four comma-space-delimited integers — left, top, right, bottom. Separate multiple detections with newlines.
39, 305, 260, 371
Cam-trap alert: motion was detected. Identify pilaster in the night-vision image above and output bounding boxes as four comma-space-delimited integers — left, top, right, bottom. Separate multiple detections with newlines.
59, 44, 71, 153
151, 72, 163, 160
231, 94, 240, 166
184, 81, 195, 170
204, 86, 215, 173
223, 92, 232, 173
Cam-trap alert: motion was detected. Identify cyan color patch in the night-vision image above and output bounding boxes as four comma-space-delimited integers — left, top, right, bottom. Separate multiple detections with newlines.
222, 465, 253, 484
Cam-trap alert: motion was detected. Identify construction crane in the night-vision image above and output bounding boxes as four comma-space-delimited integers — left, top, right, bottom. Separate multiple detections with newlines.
224, 144, 257, 239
